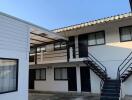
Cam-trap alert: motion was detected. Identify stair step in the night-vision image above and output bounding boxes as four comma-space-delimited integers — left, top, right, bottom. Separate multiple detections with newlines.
100, 79, 121, 100
102, 89, 120, 93
101, 93, 120, 97
105, 80, 120, 82
103, 85, 120, 89
100, 96, 119, 100
104, 83, 120, 86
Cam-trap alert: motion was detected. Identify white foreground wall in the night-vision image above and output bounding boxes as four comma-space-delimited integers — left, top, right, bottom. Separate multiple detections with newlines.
0, 13, 29, 100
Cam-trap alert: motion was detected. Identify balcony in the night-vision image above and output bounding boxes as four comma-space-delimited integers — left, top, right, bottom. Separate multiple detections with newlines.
29, 49, 67, 65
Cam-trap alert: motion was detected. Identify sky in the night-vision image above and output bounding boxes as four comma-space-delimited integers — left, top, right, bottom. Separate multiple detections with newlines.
0, 0, 131, 30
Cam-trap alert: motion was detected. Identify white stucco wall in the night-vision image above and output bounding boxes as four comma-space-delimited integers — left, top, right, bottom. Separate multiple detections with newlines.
90, 70, 101, 94
69, 18, 132, 79
122, 75, 132, 97
34, 63, 101, 94
35, 67, 68, 92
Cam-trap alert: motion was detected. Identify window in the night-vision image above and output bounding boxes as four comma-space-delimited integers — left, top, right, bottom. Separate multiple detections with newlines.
41, 46, 46, 52
54, 68, 67, 80
120, 26, 132, 42
54, 41, 66, 50
37, 48, 41, 53
30, 48, 36, 54
30, 46, 46, 54
29, 56, 34, 62
35, 69, 46, 80
37, 46, 46, 53
88, 31, 105, 46
0, 58, 18, 94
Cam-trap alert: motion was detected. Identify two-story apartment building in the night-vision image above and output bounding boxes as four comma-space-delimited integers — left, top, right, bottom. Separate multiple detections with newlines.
29, 13, 132, 99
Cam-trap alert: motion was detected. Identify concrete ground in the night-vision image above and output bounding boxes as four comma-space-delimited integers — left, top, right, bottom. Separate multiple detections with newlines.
29, 93, 100, 100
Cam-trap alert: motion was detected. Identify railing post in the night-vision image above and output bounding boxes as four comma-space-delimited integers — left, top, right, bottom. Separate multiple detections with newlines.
40, 49, 43, 63
66, 41, 69, 62
70, 47, 73, 59
35, 47, 37, 64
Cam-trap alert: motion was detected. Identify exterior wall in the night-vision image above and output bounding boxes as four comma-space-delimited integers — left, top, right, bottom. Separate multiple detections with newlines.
68, 18, 132, 79
35, 67, 68, 92
33, 62, 101, 94
122, 75, 132, 97
90, 70, 101, 94
0, 14, 29, 100
0, 13, 29, 52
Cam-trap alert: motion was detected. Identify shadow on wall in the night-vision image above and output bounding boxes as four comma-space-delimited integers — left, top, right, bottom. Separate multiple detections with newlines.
88, 41, 132, 78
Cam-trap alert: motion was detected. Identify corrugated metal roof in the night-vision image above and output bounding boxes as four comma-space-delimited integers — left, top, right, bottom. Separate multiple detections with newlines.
53, 12, 132, 33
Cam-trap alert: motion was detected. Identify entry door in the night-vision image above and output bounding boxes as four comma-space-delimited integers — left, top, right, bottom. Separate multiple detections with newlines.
29, 69, 35, 89
78, 34, 88, 58
67, 67, 77, 91
80, 67, 91, 92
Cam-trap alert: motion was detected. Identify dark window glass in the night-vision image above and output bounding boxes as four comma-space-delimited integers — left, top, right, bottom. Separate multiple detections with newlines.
30, 48, 36, 54
29, 56, 34, 62
54, 68, 67, 80
88, 31, 105, 46
54, 41, 66, 50
35, 69, 46, 80
120, 26, 132, 42
0, 58, 18, 93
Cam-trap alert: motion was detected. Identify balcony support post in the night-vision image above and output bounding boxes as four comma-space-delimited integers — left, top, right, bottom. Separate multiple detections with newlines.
35, 47, 37, 64
66, 41, 69, 62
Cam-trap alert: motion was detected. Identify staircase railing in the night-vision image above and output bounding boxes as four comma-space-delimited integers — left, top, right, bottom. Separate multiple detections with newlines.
84, 52, 107, 75
117, 51, 132, 80
100, 79, 104, 92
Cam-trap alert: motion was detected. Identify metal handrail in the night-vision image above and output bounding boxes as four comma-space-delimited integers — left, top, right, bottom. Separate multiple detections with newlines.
88, 52, 107, 73
87, 56, 106, 74
69, 46, 106, 72
118, 52, 132, 71
117, 51, 132, 80
120, 62, 132, 76
100, 79, 104, 92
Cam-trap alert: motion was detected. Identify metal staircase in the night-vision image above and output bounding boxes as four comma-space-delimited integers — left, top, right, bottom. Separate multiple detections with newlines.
117, 51, 132, 82
83, 53, 121, 100
83, 52, 132, 100
83, 52, 107, 81
100, 79, 121, 100
100, 52, 132, 100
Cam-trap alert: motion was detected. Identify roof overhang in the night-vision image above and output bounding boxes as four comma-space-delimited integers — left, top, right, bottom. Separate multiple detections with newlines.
30, 27, 67, 48
53, 13, 132, 33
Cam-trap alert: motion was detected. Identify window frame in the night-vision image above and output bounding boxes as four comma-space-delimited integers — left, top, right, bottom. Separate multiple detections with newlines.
0, 58, 19, 94
119, 25, 132, 42
35, 68, 46, 81
54, 41, 67, 51
88, 31, 105, 46
54, 67, 68, 81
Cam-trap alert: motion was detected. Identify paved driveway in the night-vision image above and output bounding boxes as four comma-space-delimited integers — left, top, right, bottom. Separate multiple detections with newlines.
29, 93, 100, 100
